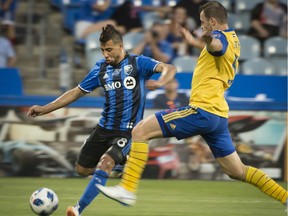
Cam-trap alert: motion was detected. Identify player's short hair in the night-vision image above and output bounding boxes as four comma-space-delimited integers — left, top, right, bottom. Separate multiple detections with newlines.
199, 1, 227, 24
100, 24, 123, 44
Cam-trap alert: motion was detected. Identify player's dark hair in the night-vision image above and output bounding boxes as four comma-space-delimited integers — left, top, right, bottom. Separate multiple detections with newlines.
100, 24, 123, 44
199, 1, 227, 24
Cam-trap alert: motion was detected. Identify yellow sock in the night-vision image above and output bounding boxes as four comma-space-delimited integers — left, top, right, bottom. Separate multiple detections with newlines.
245, 166, 287, 204
120, 142, 149, 193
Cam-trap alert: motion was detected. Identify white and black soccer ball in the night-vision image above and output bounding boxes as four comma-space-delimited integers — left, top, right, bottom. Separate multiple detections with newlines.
29, 187, 59, 216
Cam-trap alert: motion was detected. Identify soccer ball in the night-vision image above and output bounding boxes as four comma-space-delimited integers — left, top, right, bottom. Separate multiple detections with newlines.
29, 188, 59, 215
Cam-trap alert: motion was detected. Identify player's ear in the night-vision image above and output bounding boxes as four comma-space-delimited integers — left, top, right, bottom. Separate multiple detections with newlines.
120, 42, 124, 49
210, 17, 216, 26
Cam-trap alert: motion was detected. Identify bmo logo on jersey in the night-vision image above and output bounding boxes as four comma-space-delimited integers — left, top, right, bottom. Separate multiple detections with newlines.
104, 81, 122, 91
104, 76, 136, 91
124, 76, 136, 89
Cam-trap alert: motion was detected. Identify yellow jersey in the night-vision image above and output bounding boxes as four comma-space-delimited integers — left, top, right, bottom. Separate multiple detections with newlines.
189, 29, 240, 118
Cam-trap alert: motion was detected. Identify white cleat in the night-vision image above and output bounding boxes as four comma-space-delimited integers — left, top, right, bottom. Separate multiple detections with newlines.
66, 205, 80, 216
96, 184, 136, 206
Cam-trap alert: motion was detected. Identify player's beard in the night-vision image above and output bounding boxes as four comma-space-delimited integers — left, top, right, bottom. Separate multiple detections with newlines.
106, 57, 115, 65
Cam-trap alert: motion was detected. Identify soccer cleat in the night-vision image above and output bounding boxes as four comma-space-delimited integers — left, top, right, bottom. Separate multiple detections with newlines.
66, 205, 80, 216
96, 184, 136, 206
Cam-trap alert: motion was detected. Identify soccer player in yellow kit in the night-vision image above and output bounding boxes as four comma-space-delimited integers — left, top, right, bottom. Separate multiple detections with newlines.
97, 1, 287, 208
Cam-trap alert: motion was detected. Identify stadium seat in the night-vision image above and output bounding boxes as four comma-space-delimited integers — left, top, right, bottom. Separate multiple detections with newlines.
62, 1, 82, 33
142, 0, 162, 6
241, 58, 276, 75
228, 13, 250, 34
50, 0, 62, 9
235, 0, 263, 13
263, 36, 288, 58
141, 11, 161, 30
164, 0, 179, 7
85, 31, 103, 69
85, 31, 102, 53
0, 68, 23, 96
86, 49, 103, 69
172, 56, 197, 73
217, 0, 233, 12
141, 0, 179, 6
270, 58, 287, 76
238, 35, 261, 62
111, 0, 125, 6
123, 32, 145, 52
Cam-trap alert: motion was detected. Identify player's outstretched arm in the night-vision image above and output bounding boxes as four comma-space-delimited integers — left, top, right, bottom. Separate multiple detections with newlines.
146, 63, 176, 91
27, 86, 86, 117
178, 25, 205, 50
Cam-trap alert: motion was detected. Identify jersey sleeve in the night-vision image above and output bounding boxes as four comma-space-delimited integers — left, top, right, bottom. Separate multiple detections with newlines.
136, 55, 161, 79
208, 30, 228, 57
78, 61, 101, 93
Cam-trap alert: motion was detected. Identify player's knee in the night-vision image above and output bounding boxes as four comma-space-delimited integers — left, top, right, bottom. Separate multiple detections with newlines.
96, 155, 115, 173
75, 164, 93, 177
223, 169, 243, 180
132, 124, 148, 140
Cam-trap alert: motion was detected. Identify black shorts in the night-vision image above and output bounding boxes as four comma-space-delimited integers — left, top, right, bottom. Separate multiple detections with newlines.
77, 125, 131, 168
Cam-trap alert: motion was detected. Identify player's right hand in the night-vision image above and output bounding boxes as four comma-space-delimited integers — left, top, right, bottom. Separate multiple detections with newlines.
27, 105, 44, 117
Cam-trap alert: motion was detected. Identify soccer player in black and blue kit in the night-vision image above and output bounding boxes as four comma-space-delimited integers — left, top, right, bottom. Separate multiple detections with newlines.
27, 24, 176, 216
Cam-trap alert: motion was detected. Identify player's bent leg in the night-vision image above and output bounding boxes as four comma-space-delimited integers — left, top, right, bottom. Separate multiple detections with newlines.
216, 151, 245, 180
75, 163, 95, 177
217, 152, 287, 205
97, 114, 164, 206
97, 141, 148, 206
67, 156, 114, 215
119, 115, 163, 193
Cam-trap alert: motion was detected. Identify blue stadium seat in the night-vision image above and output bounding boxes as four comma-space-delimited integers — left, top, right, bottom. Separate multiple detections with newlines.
235, 0, 263, 13
50, 0, 62, 9
238, 35, 261, 62
86, 49, 103, 69
228, 13, 250, 34
62, 1, 82, 33
123, 32, 145, 52
172, 56, 197, 73
263, 36, 288, 58
270, 58, 287, 76
217, 0, 233, 12
141, 11, 161, 30
0, 68, 23, 96
85, 31, 102, 53
165, 0, 179, 7
85, 31, 103, 69
142, 0, 179, 6
142, 0, 162, 6
241, 58, 276, 75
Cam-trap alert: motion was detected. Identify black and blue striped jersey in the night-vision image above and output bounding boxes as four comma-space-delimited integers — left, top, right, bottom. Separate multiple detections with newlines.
78, 53, 160, 131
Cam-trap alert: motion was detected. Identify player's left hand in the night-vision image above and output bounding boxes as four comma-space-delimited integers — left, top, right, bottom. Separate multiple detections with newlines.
145, 80, 162, 91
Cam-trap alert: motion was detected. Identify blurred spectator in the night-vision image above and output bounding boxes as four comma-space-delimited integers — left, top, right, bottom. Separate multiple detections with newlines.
0, 26, 16, 67
132, 21, 174, 63
166, 6, 192, 57
0, 0, 17, 45
141, 2, 172, 19
176, 0, 208, 29
75, 0, 116, 40
80, 0, 143, 39
248, 0, 288, 46
153, 78, 189, 109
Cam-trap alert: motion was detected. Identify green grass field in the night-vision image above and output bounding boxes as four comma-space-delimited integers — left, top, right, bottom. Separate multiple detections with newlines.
0, 177, 286, 216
